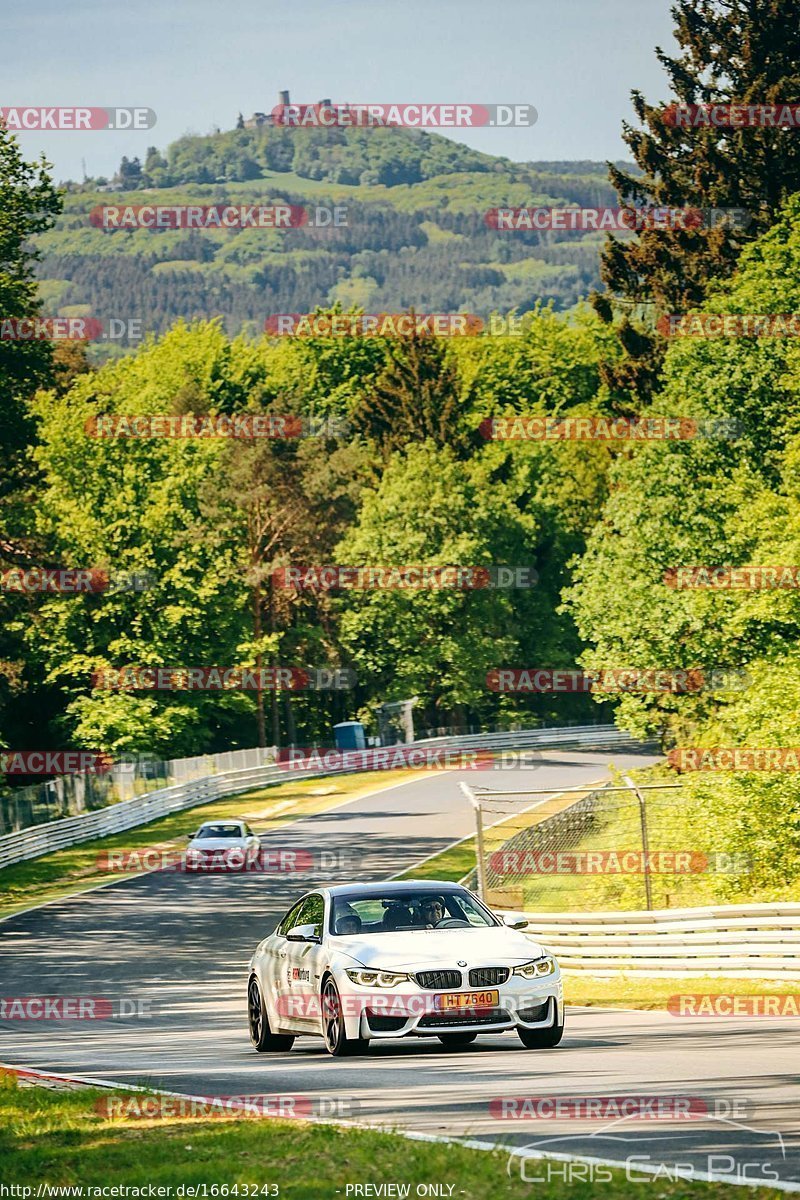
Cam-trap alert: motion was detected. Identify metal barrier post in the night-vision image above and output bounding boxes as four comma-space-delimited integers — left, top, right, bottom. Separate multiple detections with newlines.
624, 773, 653, 910
460, 782, 489, 901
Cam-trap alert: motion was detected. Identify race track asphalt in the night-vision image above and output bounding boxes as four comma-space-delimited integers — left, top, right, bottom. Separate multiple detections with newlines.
1, 749, 798, 1190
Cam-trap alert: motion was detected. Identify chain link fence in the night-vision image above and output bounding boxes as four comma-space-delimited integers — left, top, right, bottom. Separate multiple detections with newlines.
0, 716, 623, 837
462, 777, 755, 911
0, 746, 278, 836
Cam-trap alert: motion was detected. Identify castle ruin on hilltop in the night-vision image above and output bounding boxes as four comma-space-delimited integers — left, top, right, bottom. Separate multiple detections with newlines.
237, 90, 334, 130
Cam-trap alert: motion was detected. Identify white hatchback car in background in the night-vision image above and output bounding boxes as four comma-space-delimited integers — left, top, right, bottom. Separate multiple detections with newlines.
247, 880, 563, 1056
185, 819, 260, 871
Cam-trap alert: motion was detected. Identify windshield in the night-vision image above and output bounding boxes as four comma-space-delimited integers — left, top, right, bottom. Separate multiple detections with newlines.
195, 824, 243, 839
330, 890, 497, 935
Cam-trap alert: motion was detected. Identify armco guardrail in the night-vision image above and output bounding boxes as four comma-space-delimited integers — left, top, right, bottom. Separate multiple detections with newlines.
0, 724, 650, 870
504, 903, 800, 978
410, 727, 648, 752
0, 763, 310, 871
0, 744, 282, 835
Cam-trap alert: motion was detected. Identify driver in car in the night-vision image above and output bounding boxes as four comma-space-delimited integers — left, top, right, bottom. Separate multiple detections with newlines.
418, 896, 446, 927
336, 914, 361, 935
334, 904, 362, 936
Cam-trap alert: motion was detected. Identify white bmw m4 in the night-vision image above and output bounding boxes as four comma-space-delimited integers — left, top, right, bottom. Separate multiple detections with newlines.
247, 880, 563, 1056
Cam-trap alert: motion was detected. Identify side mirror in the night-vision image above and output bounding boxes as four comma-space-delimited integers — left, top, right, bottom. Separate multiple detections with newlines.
503, 915, 529, 930
286, 923, 321, 944
186, 832, 197, 840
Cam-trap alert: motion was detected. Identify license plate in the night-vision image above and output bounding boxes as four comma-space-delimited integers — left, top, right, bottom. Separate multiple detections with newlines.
434, 989, 499, 1011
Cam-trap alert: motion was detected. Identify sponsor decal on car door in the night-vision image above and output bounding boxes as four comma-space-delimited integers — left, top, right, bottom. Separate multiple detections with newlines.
285, 893, 326, 1030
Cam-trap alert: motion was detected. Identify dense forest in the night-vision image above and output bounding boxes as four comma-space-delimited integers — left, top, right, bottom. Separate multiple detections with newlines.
34, 129, 622, 342
2, 0, 799, 898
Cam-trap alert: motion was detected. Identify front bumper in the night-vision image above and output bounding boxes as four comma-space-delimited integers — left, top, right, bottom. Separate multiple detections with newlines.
184, 847, 255, 872
346, 976, 563, 1040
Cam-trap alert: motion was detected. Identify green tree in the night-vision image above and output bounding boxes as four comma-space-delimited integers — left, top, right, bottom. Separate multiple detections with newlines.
594, 0, 800, 397
0, 126, 61, 758
568, 194, 800, 739
356, 326, 471, 457
334, 439, 594, 728
0, 125, 61, 500
27, 324, 267, 756
203, 421, 367, 747
263, 308, 389, 420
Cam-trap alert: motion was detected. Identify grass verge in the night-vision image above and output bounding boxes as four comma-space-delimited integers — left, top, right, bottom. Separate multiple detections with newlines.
0, 1076, 783, 1200
399, 841, 800, 1012
394, 782, 602, 886
0, 768, 428, 922
395, 834, 476, 882
564, 973, 800, 1009
398, 764, 799, 908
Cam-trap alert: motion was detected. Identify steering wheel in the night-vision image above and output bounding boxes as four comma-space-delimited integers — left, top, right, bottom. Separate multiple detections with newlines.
436, 918, 470, 929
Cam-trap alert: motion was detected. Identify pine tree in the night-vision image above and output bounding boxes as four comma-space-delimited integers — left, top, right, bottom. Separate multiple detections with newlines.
595, 0, 800, 398
0, 125, 61, 500
356, 323, 470, 456
0, 126, 62, 759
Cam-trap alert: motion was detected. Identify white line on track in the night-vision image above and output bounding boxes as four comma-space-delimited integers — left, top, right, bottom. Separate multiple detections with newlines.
3, 1062, 797, 1193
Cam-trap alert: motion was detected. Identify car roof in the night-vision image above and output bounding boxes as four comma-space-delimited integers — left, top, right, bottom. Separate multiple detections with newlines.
322, 880, 470, 898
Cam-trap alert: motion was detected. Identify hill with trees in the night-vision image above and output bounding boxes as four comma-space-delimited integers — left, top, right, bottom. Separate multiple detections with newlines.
34, 126, 624, 351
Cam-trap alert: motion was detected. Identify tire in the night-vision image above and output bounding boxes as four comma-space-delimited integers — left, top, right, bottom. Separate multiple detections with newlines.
321, 977, 370, 1057
248, 976, 295, 1052
517, 1008, 564, 1049
437, 1032, 478, 1047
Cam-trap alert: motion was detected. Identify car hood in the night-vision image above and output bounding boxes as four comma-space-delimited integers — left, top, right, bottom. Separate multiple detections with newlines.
341, 926, 547, 969
188, 838, 246, 851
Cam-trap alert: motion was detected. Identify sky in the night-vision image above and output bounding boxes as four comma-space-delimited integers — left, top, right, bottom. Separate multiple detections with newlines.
3, 0, 678, 183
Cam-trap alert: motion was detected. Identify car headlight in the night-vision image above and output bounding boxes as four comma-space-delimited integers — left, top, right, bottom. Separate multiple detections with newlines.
345, 969, 410, 987
512, 956, 556, 979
